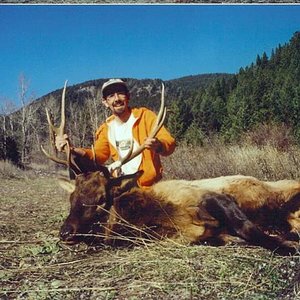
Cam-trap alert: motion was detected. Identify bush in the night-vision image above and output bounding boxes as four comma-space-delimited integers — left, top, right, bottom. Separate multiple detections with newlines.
0, 160, 28, 179
0, 136, 21, 166
243, 123, 295, 151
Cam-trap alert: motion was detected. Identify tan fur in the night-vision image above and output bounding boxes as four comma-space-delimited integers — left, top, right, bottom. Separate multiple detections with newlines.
122, 175, 300, 244
288, 211, 300, 232
153, 175, 300, 210
60, 173, 300, 253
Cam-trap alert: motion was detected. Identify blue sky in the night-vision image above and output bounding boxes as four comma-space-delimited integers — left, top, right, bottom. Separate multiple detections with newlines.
0, 5, 300, 106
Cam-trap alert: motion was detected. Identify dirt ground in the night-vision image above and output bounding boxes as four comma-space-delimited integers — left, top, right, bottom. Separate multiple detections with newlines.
0, 171, 300, 299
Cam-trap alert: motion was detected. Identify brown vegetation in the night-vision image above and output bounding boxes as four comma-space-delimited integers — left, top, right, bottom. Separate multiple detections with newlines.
1, 142, 299, 299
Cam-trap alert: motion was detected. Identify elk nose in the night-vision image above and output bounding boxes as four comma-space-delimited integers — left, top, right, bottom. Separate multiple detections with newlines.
60, 224, 75, 241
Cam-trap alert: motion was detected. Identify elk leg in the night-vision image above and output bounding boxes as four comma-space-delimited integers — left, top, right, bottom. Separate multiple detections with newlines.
279, 192, 300, 242
202, 193, 298, 256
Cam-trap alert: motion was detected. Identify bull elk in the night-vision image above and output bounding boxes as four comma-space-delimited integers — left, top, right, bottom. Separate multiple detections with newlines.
42, 82, 300, 256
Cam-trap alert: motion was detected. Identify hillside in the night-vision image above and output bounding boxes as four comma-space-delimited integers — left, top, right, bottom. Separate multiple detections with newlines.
34, 73, 231, 109
1, 31, 300, 165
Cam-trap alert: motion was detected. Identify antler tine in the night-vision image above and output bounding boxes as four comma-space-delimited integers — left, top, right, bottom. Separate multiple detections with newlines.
59, 80, 67, 136
147, 83, 166, 140
119, 140, 134, 164
149, 106, 167, 138
91, 144, 98, 168
45, 108, 56, 133
150, 82, 165, 136
41, 80, 82, 173
44, 80, 68, 137
117, 82, 167, 168
41, 144, 69, 166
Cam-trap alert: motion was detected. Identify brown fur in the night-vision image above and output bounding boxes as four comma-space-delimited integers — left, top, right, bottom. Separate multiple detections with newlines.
59, 172, 300, 255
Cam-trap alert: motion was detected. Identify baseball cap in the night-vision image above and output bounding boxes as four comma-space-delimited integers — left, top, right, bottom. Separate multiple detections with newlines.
101, 79, 129, 98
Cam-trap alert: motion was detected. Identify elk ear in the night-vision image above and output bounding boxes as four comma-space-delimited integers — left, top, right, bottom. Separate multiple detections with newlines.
58, 177, 76, 193
110, 170, 144, 196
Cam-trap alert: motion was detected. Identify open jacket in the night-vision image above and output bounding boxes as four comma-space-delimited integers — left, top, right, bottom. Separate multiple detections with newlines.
82, 107, 176, 187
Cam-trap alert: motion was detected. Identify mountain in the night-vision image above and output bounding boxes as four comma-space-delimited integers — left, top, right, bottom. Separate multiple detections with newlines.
33, 73, 232, 111
2, 31, 300, 165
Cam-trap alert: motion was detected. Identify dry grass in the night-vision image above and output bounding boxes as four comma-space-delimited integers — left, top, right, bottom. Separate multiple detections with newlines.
1, 144, 300, 299
164, 144, 300, 181
0, 160, 27, 179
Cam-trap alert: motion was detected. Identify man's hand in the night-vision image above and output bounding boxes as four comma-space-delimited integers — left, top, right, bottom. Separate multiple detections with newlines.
144, 137, 163, 153
55, 134, 69, 152
108, 160, 123, 177
55, 134, 86, 158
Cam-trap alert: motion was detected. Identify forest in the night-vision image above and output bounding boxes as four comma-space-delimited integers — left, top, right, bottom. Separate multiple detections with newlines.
1, 31, 300, 166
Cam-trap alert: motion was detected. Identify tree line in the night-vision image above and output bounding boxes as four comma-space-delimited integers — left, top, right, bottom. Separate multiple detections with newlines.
167, 31, 300, 145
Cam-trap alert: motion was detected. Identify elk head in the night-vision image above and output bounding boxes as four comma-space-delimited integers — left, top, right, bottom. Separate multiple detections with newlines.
41, 81, 166, 244
59, 170, 143, 244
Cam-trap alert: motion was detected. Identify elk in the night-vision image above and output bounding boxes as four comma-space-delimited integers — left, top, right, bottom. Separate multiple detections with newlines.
42, 82, 300, 256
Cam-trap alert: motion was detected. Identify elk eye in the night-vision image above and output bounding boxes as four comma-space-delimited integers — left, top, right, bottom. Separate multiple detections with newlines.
98, 196, 105, 205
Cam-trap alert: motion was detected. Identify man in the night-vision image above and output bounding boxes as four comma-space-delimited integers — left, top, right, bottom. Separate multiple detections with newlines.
56, 79, 176, 187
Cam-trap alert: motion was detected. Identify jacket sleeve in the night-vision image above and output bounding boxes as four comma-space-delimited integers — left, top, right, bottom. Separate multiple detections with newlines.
157, 126, 176, 156
144, 109, 176, 156
80, 123, 111, 165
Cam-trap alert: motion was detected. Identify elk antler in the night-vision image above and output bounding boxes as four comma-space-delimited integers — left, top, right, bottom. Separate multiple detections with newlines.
41, 81, 82, 175
110, 83, 167, 173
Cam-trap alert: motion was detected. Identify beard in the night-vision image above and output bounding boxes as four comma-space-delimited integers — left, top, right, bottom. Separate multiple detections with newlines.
112, 100, 128, 116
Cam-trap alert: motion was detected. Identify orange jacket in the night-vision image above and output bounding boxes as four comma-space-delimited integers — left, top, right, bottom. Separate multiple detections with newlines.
82, 107, 176, 187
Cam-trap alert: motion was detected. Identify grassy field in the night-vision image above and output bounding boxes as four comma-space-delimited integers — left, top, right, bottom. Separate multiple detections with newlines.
1, 144, 300, 299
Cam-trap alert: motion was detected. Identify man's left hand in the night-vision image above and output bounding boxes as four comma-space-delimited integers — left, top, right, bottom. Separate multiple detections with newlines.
144, 138, 163, 153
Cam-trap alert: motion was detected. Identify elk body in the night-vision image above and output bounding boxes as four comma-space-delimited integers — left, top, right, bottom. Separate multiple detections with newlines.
59, 170, 300, 256
42, 82, 300, 256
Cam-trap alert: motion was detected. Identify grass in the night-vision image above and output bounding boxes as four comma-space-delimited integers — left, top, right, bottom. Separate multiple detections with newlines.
1, 142, 300, 299
164, 143, 300, 181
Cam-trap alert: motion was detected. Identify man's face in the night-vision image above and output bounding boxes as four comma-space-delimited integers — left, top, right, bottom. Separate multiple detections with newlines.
102, 91, 129, 116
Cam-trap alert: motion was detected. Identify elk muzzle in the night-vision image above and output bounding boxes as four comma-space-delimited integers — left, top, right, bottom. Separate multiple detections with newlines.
60, 221, 79, 244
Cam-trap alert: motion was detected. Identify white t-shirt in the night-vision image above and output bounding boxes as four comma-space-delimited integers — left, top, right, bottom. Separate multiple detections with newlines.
108, 114, 142, 175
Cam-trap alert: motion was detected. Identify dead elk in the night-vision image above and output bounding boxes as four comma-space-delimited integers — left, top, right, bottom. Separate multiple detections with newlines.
58, 170, 300, 256
42, 82, 300, 256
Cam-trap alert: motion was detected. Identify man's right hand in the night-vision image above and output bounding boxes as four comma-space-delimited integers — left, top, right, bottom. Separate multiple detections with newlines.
55, 134, 86, 157
55, 134, 69, 152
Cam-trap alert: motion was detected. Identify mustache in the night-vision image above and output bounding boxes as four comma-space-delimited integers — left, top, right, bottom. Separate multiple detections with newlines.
112, 100, 125, 106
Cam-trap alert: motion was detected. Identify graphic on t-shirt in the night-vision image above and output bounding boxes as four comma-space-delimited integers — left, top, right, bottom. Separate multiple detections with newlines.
116, 139, 132, 151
